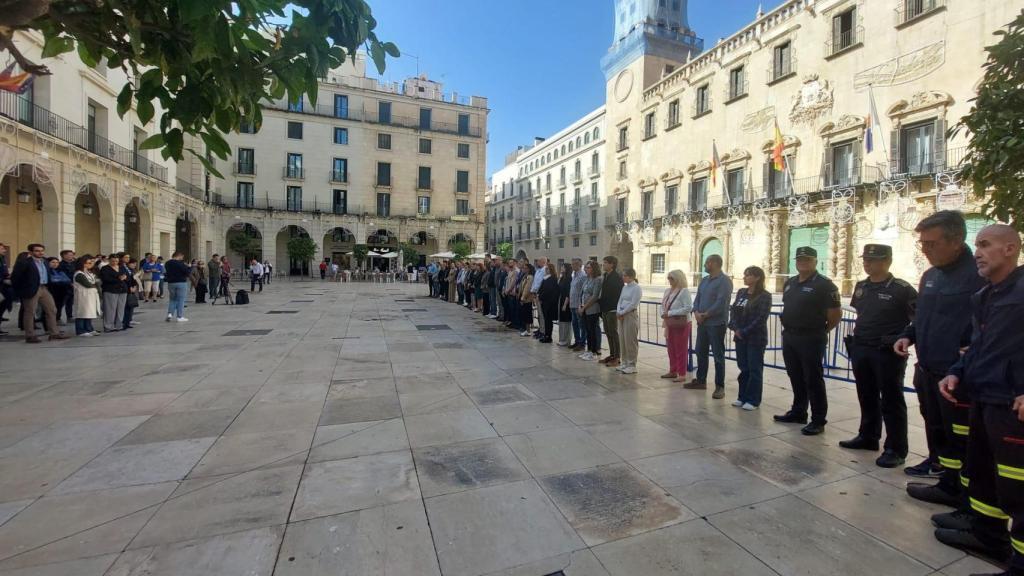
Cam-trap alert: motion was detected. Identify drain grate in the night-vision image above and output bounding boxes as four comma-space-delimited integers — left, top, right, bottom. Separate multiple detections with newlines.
289, 300, 315, 303
415, 324, 451, 331
331, 336, 360, 339
266, 311, 299, 314
223, 329, 273, 336
402, 308, 428, 312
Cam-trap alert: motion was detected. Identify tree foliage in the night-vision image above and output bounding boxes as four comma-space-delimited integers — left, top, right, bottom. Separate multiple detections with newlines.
0, 0, 398, 176
399, 242, 420, 267
286, 236, 318, 266
352, 243, 369, 267
451, 241, 471, 261
495, 242, 514, 260
227, 229, 261, 260
953, 9, 1024, 230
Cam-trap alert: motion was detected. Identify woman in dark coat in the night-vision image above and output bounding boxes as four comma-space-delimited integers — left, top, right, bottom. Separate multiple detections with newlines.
556, 262, 573, 346
537, 262, 559, 343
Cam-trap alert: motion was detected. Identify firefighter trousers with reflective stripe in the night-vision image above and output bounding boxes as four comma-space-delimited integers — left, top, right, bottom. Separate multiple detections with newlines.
966, 401, 1024, 573
914, 366, 971, 494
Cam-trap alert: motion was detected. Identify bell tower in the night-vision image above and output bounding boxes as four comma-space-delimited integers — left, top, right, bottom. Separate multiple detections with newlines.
601, 0, 703, 86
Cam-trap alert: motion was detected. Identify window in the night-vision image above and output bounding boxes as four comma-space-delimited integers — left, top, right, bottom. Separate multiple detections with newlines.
642, 190, 654, 219
829, 141, 858, 187
334, 95, 349, 119
652, 254, 666, 274
617, 126, 629, 151
419, 138, 432, 154
286, 153, 303, 179
559, 166, 566, 186
644, 112, 656, 139
458, 113, 470, 135
239, 119, 257, 134
376, 192, 391, 217
332, 158, 348, 183
584, 132, 591, 144
728, 66, 747, 101
694, 85, 711, 116
573, 159, 581, 181
333, 189, 347, 214
287, 121, 303, 139
419, 108, 432, 130
287, 98, 303, 112
591, 153, 599, 175
591, 209, 598, 229
418, 196, 431, 215
558, 238, 565, 248
456, 199, 469, 215
900, 0, 942, 24
237, 148, 254, 175
456, 170, 470, 193
665, 184, 678, 214
689, 177, 708, 210
772, 41, 794, 82
333, 127, 348, 145
618, 160, 627, 180
667, 99, 680, 127
236, 182, 254, 208
378, 101, 392, 124
616, 198, 628, 223
590, 235, 597, 246
457, 143, 470, 159
593, 127, 600, 140
377, 133, 392, 150
376, 162, 391, 187
830, 8, 858, 55
418, 166, 432, 190
900, 120, 938, 176
727, 168, 745, 204
286, 186, 302, 211
766, 155, 793, 198
573, 237, 580, 247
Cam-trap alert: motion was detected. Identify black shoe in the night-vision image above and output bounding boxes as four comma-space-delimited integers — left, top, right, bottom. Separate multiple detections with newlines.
839, 436, 879, 451
905, 457, 944, 478
875, 450, 905, 468
539, 338, 552, 343
907, 482, 960, 507
774, 412, 808, 424
801, 422, 826, 436
934, 528, 1011, 566
932, 509, 974, 532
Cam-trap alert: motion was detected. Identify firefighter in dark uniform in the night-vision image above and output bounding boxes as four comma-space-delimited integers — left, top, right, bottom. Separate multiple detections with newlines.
895, 210, 985, 509
840, 244, 917, 468
933, 224, 1024, 576
774, 246, 842, 436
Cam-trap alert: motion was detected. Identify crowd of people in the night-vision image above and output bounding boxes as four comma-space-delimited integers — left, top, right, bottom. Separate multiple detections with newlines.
426, 210, 1023, 576
0, 245, 275, 341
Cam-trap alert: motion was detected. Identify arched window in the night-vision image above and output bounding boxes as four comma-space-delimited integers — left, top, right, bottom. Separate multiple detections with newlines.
585, 132, 591, 144
569, 141, 574, 152
593, 127, 600, 140
576, 136, 582, 148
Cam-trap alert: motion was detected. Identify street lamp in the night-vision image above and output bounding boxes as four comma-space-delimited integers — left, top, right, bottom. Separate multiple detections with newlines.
82, 201, 94, 215
16, 188, 30, 203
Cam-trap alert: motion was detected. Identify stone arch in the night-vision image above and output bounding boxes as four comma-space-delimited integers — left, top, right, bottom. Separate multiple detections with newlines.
174, 209, 199, 261
277, 224, 311, 276
408, 230, 439, 264
323, 226, 356, 268
77, 182, 115, 255
448, 233, 474, 250
0, 163, 60, 253
515, 249, 528, 261
225, 221, 263, 269
124, 196, 152, 258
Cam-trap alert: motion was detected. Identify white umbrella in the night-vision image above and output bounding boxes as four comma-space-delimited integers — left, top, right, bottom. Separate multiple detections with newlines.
429, 251, 455, 259
466, 252, 488, 260
378, 252, 399, 258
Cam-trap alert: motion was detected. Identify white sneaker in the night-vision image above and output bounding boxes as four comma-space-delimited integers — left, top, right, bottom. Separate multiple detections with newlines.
176, 317, 189, 322
556, 341, 568, 347
580, 352, 594, 361
166, 314, 173, 322
731, 400, 744, 407
487, 314, 497, 319
90, 331, 101, 336
519, 330, 529, 336
130, 321, 140, 326
742, 403, 758, 411
615, 363, 626, 372
620, 365, 637, 374
79, 332, 94, 337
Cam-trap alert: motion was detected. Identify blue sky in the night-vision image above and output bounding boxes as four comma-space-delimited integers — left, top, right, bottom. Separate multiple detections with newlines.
365, 0, 785, 175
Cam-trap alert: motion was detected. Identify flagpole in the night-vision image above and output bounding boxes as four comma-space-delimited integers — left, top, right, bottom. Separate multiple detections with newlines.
868, 84, 891, 176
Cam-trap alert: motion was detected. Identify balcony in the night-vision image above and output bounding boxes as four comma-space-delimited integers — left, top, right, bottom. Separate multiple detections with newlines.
571, 172, 583, 184
375, 177, 392, 189
826, 26, 864, 58
330, 171, 349, 184
454, 185, 470, 195
725, 78, 749, 104
0, 92, 168, 183
283, 167, 305, 180
616, 140, 629, 153
692, 94, 713, 119
175, 179, 205, 201
896, 0, 945, 27
588, 194, 600, 206
889, 146, 967, 179
605, 213, 629, 226
233, 162, 257, 176
768, 57, 797, 84
558, 178, 567, 189
416, 179, 434, 191
264, 101, 483, 138
588, 166, 600, 178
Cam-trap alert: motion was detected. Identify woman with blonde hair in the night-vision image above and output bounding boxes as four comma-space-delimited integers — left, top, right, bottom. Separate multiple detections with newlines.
661, 269, 693, 381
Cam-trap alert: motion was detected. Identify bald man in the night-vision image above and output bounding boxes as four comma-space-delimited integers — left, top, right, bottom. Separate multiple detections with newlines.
933, 224, 1024, 573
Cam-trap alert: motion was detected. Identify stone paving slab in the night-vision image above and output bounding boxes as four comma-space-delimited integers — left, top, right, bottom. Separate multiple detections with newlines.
0, 280, 980, 575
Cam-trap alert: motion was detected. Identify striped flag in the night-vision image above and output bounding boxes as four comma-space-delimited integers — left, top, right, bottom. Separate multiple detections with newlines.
0, 63, 34, 95
865, 84, 882, 154
772, 120, 785, 171
711, 140, 721, 187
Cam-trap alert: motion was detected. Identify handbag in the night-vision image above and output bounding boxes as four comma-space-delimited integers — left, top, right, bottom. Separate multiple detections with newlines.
663, 290, 689, 328
126, 292, 139, 308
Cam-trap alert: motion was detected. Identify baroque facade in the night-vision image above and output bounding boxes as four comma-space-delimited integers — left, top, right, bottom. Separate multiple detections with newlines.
0, 32, 488, 273
495, 0, 1021, 293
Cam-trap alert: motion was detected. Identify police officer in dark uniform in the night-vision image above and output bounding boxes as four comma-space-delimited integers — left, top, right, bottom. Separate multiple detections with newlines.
774, 246, 843, 436
932, 224, 1024, 575
894, 210, 985, 508
840, 244, 917, 468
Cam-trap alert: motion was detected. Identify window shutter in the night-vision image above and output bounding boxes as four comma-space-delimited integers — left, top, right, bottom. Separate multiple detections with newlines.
820, 149, 829, 190
832, 15, 842, 52
889, 129, 901, 175
852, 141, 863, 185
933, 118, 947, 172
688, 180, 695, 210
763, 160, 772, 199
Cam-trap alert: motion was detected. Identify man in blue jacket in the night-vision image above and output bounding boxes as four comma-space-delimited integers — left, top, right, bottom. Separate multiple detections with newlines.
933, 224, 1024, 574
686, 254, 734, 399
10, 243, 68, 343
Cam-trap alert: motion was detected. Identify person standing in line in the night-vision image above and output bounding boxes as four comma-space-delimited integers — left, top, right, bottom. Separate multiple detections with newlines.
568, 258, 587, 351
774, 246, 842, 436
191, 257, 208, 303
263, 260, 272, 284
56, 249, 76, 323
728, 266, 772, 411
661, 269, 693, 382
530, 257, 549, 338
155, 256, 166, 298
11, 244, 68, 342
932, 224, 1024, 572
841, 245, 917, 468
164, 251, 190, 322
503, 260, 519, 329
687, 254, 734, 399
319, 259, 328, 280
98, 253, 127, 333
518, 264, 536, 337
215, 257, 233, 304
45, 257, 72, 326
615, 268, 642, 374
0, 243, 12, 335
206, 255, 221, 304
557, 262, 573, 346
598, 256, 624, 367
578, 260, 603, 361
480, 258, 493, 317
537, 262, 559, 343
250, 259, 264, 293
491, 257, 504, 320
121, 257, 141, 330
72, 254, 101, 337
141, 254, 158, 302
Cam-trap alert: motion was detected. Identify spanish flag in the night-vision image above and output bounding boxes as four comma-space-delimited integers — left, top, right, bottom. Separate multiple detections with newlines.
771, 120, 785, 172
0, 63, 34, 95
710, 140, 721, 188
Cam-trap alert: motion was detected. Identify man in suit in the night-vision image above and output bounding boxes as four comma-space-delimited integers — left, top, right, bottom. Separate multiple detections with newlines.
11, 243, 68, 343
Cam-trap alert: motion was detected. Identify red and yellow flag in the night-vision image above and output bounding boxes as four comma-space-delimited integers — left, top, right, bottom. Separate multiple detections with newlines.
710, 140, 721, 187
772, 120, 785, 171
0, 63, 34, 95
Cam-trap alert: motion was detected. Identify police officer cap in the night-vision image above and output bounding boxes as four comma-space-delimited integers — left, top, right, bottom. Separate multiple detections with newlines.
794, 246, 817, 259
861, 244, 892, 259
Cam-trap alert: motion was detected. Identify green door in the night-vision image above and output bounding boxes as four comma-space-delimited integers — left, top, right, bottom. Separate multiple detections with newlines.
788, 225, 830, 276
965, 214, 994, 250
700, 238, 723, 277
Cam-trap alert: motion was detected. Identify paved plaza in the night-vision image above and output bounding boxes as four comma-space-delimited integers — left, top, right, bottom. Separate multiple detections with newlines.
0, 280, 1004, 576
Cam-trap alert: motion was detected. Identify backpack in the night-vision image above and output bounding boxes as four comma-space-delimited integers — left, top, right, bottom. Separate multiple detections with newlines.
234, 289, 249, 305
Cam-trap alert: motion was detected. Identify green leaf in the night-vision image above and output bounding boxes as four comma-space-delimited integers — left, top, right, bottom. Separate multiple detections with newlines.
41, 35, 74, 58
138, 133, 165, 150
116, 84, 133, 117
136, 99, 155, 125
382, 42, 400, 58
77, 42, 98, 67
